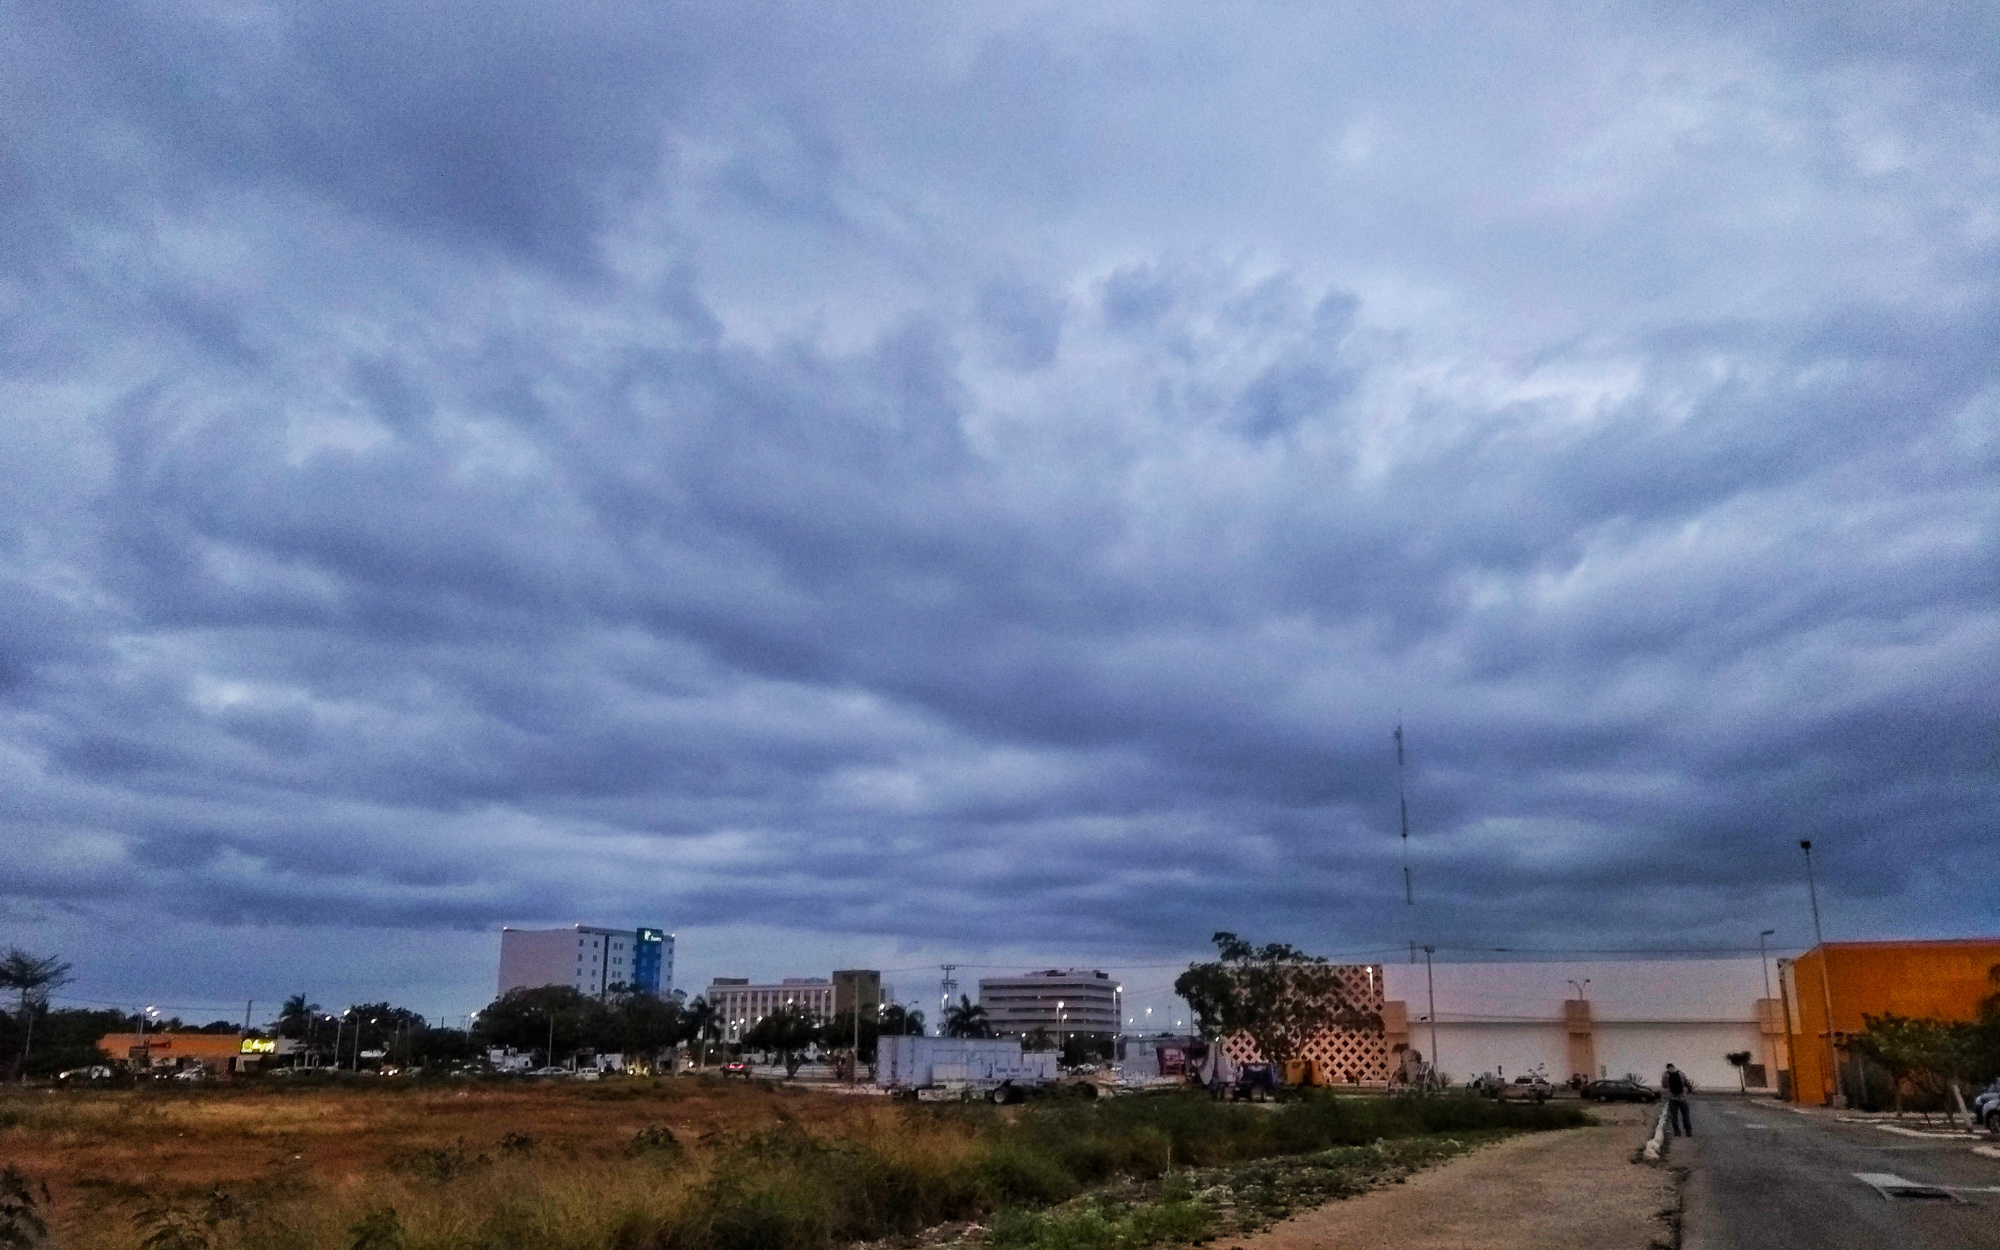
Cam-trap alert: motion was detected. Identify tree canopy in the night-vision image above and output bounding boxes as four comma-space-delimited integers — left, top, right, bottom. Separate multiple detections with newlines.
942, 996, 991, 1038
471, 986, 684, 1065
743, 1005, 820, 1076
1173, 931, 1378, 1071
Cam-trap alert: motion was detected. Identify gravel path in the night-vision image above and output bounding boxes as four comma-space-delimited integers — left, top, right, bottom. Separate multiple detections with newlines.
1225, 1103, 1677, 1250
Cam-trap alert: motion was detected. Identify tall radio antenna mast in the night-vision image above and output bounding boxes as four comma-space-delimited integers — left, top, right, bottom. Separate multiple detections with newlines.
1396, 720, 1413, 905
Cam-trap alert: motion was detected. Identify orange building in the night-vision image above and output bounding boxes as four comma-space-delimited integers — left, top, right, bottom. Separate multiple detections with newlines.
1778, 938, 2000, 1105
96, 1032, 279, 1074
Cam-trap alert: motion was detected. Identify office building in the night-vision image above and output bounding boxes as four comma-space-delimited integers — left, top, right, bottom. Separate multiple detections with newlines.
833, 969, 886, 1016
706, 978, 835, 1042
705, 970, 898, 1043
498, 924, 674, 1000
978, 969, 1121, 1039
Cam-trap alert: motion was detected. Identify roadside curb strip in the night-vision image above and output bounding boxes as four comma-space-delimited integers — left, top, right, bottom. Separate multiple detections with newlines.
1643, 1106, 1669, 1161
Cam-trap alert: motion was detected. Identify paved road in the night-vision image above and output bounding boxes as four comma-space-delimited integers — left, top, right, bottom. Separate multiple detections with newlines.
1683, 1095, 2000, 1249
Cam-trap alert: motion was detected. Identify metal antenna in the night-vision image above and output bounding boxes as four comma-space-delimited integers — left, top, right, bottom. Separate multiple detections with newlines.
1396, 720, 1413, 905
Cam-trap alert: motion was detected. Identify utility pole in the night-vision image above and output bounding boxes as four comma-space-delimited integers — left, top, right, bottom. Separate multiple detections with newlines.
940, 965, 958, 1033
1758, 930, 1776, 1000
243, 999, 253, 1032
1422, 946, 1440, 1090
1801, 841, 1843, 1105
1396, 722, 1413, 905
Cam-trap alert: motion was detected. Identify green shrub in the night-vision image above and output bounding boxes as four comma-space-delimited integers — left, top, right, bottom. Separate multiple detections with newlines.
979, 1142, 1079, 1207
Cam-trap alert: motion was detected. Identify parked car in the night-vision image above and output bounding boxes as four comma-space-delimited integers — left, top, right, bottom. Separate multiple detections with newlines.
56, 1066, 114, 1084
1974, 1082, 2000, 1132
1583, 1078, 1660, 1103
1497, 1074, 1554, 1103
720, 1060, 752, 1079
170, 1067, 208, 1082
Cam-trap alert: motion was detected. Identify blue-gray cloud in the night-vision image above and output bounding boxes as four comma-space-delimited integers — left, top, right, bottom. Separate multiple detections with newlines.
1, 0, 1996, 1012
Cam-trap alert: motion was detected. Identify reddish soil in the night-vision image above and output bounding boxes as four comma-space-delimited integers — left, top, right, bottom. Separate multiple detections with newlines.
0, 1077, 876, 1199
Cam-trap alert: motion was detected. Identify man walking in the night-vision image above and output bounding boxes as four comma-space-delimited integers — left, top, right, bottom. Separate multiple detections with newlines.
1663, 1063, 1694, 1137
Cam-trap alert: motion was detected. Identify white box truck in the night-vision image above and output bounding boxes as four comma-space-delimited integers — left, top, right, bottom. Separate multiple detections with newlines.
876, 1036, 1059, 1100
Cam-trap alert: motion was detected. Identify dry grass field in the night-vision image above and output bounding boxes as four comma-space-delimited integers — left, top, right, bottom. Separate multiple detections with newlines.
0, 1077, 1588, 1250
3, 1076, 868, 1187
1, 1076, 920, 1250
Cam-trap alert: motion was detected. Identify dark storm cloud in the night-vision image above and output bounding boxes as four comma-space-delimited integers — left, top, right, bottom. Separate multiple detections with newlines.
1, 0, 1997, 1009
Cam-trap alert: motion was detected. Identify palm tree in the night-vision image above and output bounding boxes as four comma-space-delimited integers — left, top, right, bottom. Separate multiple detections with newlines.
278, 994, 320, 1040
682, 996, 719, 1069
943, 995, 991, 1039
1, 948, 73, 1079
880, 1004, 926, 1037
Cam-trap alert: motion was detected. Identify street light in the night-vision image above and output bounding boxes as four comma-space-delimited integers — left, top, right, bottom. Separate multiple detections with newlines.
1758, 930, 1776, 1000
1567, 979, 1590, 1001
1801, 840, 1844, 1105
1056, 1001, 1065, 1060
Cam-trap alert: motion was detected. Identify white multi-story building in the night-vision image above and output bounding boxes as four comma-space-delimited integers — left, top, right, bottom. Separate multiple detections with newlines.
498, 924, 674, 1001
978, 969, 1121, 1039
706, 978, 835, 1042
703, 972, 898, 1042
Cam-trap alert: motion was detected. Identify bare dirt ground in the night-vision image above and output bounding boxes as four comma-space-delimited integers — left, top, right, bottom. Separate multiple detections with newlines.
1225, 1101, 1677, 1250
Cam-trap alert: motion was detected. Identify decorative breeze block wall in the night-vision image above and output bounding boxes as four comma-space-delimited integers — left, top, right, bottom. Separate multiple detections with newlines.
1220, 963, 1391, 1084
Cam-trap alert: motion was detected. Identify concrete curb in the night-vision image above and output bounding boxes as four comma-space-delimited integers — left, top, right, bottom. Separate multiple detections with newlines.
1643, 1104, 1670, 1161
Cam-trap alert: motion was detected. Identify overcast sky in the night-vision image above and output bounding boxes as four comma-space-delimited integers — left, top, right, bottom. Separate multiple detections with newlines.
4, 1, 1997, 1027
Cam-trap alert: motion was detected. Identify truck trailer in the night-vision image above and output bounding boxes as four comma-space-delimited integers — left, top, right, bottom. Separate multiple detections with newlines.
876, 1036, 1059, 1099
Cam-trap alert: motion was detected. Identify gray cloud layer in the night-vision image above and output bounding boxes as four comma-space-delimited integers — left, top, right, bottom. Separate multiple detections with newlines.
2, 0, 1996, 1010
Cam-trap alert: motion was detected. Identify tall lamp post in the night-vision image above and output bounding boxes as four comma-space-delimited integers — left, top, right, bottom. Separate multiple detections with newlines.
1801, 840, 1843, 1105
1056, 1001, 1066, 1062
1758, 929, 1778, 1091
1422, 946, 1440, 1089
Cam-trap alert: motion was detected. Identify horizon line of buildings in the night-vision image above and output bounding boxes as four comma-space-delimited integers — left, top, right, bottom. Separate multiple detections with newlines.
491, 923, 1998, 1103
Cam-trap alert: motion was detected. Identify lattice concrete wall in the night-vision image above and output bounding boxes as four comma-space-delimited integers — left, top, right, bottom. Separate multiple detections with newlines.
1219, 963, 1392, 1085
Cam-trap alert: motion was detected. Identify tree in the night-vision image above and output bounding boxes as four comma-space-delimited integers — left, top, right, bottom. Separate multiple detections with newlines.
743, 1006, 821, 1077
473, 987, 598, 1066
943, 996, 991, 1039
1850, 1014, 1959, 1119
822, 1008, 882, 1064
1022, 1026, 1054, 1053
606, 990, 682, 1066
277, 995, 320, 1041
0, 949, 73, 1079
1725, 1050, 1752, 1093
680, 996, 719, 1069
1, 1007, 131, 1077
880, 1004, 925, 1038
1173, 932, 1378, 1074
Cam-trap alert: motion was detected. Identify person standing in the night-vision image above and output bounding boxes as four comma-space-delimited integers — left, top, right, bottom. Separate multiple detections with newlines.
1663, 1063, 1694, 1137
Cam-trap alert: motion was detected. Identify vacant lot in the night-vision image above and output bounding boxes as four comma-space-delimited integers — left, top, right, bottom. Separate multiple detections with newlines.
0, 1078, 1588, 1250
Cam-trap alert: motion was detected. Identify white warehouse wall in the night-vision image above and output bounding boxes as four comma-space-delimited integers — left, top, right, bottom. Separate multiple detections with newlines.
1382, 959, 1769, 1092
1595, 1021, 1763, 1091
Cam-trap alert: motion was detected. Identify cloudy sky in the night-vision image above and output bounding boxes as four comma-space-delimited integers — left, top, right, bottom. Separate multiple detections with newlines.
4, 1, 1997, 1026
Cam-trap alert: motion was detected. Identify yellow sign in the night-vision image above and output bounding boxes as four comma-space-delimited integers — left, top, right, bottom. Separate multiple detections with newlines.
240, 1038, 276, 1054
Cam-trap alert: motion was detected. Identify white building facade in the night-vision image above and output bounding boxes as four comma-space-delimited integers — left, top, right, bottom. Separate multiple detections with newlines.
1380, 958, 1776, 1092
498, 924, 675, 1001
706, 978, 836, 1042
978, 969, 1122, 1038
